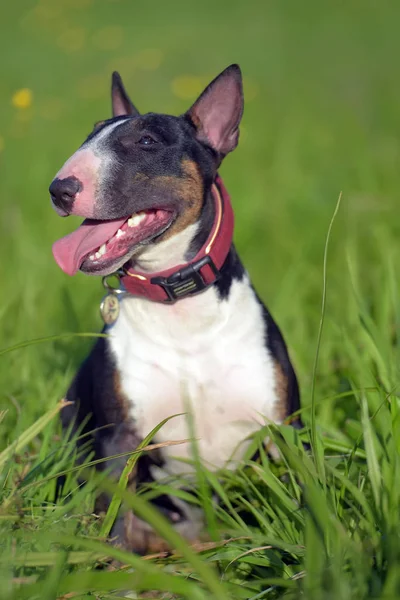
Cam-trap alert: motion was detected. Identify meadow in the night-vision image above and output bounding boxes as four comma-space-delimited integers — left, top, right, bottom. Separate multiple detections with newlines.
1, 0, 400, 598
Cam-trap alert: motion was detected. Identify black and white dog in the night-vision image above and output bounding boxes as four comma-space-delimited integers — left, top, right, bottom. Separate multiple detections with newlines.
50, 65, 300, 553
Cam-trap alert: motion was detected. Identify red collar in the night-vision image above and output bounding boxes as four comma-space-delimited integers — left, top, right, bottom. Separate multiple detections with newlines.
119, 175, 234, 303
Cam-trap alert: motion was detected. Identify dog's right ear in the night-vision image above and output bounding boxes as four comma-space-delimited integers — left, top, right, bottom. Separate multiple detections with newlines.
185, 64, 244, 156
111, 72, 140, 118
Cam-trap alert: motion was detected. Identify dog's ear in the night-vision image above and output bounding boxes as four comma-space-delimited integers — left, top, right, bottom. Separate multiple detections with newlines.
111, 72, 140, 118
185, 64, 243, 155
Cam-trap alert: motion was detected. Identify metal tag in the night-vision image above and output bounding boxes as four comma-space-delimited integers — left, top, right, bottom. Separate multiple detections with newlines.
100, 292, 120, 325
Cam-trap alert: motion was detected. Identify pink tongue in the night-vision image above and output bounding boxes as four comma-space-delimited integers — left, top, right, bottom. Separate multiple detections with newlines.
52, 218, 127, 275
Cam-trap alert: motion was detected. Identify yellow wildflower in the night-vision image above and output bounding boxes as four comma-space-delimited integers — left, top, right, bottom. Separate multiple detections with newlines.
12, 88, 33, 109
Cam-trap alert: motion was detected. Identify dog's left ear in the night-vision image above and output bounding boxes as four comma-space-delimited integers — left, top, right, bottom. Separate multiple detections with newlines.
185, 64, 243, 155
111, 72, 140, 117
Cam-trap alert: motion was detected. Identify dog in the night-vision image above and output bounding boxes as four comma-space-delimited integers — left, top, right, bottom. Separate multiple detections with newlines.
49, 64, 301, 554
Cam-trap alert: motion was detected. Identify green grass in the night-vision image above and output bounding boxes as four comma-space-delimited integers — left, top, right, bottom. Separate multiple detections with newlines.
2, 0, 400, 597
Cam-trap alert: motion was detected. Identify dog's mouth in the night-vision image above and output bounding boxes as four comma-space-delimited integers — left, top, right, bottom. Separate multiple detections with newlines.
52, 208, 175, 276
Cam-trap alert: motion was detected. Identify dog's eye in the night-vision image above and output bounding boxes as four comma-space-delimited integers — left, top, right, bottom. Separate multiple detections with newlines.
138, 135, 157, 146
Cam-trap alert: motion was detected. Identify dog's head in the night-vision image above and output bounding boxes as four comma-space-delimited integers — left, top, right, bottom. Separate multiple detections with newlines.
50, 65, 243, 277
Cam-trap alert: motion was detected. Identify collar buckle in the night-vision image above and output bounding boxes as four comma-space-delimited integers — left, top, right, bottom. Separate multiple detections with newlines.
150, 255, 219, 302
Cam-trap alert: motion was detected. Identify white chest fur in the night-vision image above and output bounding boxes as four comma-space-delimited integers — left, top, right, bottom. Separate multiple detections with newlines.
108, 277, 281, 476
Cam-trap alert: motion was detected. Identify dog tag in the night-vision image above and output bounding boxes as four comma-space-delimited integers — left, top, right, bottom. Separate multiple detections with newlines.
100, 292, 120, 325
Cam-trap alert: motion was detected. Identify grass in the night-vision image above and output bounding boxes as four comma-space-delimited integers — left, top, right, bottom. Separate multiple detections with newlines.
1, 0, 400, 597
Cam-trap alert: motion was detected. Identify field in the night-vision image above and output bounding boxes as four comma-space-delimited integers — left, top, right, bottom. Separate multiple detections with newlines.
2, 0, 400, 598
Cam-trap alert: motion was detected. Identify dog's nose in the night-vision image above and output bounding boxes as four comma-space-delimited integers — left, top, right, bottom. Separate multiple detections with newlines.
49, 176, 81, 215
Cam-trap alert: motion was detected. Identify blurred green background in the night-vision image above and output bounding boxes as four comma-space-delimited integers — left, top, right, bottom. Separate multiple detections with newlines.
1, 0, 400, 440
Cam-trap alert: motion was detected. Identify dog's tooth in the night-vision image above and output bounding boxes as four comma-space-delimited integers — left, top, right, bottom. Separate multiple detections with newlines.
95, 251, 101, 259
116, 228, 125, 238
98, 244, 107, 256
128, 212, 146, 227
89, 255, 95, 261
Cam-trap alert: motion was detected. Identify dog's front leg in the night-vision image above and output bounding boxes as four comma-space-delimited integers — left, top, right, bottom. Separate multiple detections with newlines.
100, 423, 204, 554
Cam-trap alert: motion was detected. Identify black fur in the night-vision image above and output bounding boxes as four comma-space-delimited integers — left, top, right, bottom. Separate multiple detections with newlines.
215, 245, 245, 300
258, 299, 301, 424
81, 114, 217, 222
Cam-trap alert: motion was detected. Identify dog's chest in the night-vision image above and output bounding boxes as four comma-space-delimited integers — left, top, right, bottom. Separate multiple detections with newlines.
108, 278, 280, 474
